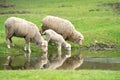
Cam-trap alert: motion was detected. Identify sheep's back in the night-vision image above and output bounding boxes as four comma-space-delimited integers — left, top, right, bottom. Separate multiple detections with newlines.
5, 17, 39, 38
42, 16, 75, 40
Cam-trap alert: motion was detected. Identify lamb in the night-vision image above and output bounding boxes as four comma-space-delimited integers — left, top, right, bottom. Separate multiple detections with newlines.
24, 52, 48, 69
42, 29, 71, 57
40, 15, 84, 45
57, 53, 83, 70
43, 52, 71, 70
4, 17, 48, 62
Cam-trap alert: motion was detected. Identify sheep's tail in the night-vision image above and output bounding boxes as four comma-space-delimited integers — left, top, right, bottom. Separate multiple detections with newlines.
4, 24, 8, 39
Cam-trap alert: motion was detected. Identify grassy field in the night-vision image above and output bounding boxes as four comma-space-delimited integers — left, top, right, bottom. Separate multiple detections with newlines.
0, 70, 120, 80
0, 0, 120, 56
0, 0, 120, 79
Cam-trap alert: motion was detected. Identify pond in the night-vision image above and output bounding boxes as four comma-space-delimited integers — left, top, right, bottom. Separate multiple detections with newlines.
0, 49, 120, 70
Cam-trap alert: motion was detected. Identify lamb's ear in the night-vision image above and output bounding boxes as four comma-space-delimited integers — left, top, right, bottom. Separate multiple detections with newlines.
39, 30, 43, 34
78, 54, 83, 59
41, 40, 48, 46
41, 31, 46, 35
65, 44, 71, 50
65, 44, 69, 48
35, 42, 39, 46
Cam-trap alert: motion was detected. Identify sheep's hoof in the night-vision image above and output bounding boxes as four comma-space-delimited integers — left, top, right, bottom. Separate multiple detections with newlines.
24, 48, 27, 51
12, 44, 15, 47
66, 54, 71, 58
7, 45, 10, 48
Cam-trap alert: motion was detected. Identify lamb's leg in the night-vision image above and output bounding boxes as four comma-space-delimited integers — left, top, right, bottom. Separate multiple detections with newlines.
45, 34, 50, 42
57, 44, 62, 59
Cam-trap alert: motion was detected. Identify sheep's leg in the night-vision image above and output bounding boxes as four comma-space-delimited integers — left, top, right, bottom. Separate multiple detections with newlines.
6, 33, 13, 48
5, 28, 14, 48
28, 42, 31, 61
9, 38, 14, 47
25, 38, 31, 63
24, 42, 27, 51
6, 38, 10, 48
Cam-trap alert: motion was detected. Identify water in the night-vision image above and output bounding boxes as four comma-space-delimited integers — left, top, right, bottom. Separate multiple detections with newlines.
79, 57, 120, 70
0, 50, 120, 70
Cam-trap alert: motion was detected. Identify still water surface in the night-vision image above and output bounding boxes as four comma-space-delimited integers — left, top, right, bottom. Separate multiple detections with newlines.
0, 50, 120, 70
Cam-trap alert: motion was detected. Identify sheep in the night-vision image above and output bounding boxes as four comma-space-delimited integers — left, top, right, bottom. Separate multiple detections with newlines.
4, 52, 48, 70
4, 17, 48, 62
3, 56, 24, 70
57, 53, 83, 70
40, 15, 84, 45
42, 29, 71, 57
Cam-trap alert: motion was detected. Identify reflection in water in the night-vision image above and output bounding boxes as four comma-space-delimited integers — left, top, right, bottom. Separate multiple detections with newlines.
80, 61, 120, 70
4, 56, 24, 70
2, 51, 120, 70
43, 52, 71, 70
24, 53, 48, 69
79, 57, 120, 70
57, 53, 83, 70
3, 53, 48, 70
3, 52, 83, 70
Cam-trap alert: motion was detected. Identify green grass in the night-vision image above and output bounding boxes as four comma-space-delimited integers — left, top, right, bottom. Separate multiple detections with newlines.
0, 0, 120, 55
0, 0, 120, 59
0, 0, 120, 79
0, 70, 120, 80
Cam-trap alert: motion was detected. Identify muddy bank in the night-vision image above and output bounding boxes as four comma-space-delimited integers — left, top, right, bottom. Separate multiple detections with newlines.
0, 4, 14, 8
102, 2, 120, 10
86, 41, 117, 50
100, 2, 120, 14
89, 2, 120, 14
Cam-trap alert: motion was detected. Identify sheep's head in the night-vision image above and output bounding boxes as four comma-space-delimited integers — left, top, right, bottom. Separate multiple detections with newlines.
73, 31, 84, 45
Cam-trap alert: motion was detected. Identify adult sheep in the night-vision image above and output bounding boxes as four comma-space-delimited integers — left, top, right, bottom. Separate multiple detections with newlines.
40, 15, 84, 45
5, 17, 48, 62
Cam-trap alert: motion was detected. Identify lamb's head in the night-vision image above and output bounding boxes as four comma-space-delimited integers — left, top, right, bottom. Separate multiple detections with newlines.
37, 40, 48, 53
73, 31, 84, 45
40, 53, 48, 64
65, 44, 71, 51
78, 53, 83, 60
64, 43, 71, 58
41, 40, 48, 53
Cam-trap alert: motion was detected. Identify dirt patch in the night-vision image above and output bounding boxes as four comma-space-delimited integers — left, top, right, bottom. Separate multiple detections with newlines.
102, 2, 120, 10
89, 2, 120, 14
100, 2, 120, 14
0, 4, 14, 8
0, 11, 30, 14
86, 41, 117, 50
